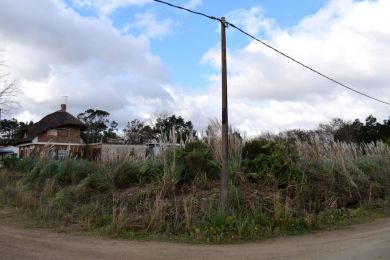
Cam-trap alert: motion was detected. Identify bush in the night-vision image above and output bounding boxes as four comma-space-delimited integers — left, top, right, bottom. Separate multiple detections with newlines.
55, 159, 94, 186
112, 162, 141, 189
74, 200, 112, 229
173, 141, 220, 185
52, 189, 74, 210
357, 155, 390, 198
241, 139, 303, 188
242, 139, 274, 160
2, 157, 18, 168
38, 161, 59, 184
139, 161, 163, 184
17, 159, 37, 172
76, 172, 113, 196
3, 158, 36, 173
22, 159, 49, 187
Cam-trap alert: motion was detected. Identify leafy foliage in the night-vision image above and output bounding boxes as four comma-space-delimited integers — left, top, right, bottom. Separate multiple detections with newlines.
154, 114, 195, 143
77, 109, 118, 143
1, 132, 389, 242
241, 139, 303, 188
334, 115, 390, 144
123, 119, 155, 144
75, 172, 113, 196
173, 141, 220, 185
0, 118, 27, 144
112, 162, 141, 189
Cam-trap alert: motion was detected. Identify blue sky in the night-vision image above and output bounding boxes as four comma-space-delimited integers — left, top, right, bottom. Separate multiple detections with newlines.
1, 0, 390, 135
66, 0, 329, 89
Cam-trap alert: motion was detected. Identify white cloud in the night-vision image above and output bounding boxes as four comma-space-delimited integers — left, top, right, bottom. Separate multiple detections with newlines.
183, 0, 202, 9
200, 0, 390, 133
225, 6, 276, 36
0, 0, 170, 124
2, 0, 390, 136
73, 0, 151, 15
123, 12, 174, 39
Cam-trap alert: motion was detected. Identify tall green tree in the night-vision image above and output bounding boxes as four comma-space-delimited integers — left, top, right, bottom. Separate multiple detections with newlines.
124, 119, 154, 144
333, 114, 390, 144
0, 118, 26, 144
154, 114, 195, 143
104, 120, 119, 141
0, 118, 18, 139
77, 109, 110, 143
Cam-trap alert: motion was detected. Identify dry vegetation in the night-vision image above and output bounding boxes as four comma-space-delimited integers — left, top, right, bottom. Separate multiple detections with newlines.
0, 124, 389, 242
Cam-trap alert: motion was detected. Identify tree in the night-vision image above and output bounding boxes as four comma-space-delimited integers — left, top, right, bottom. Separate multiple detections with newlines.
333, 115, 390, 144
0, 118, 26, 145
124, 119, 154, 144
334, 119, 362, 143
0, 118, 18, 139
362, 114, 379, 143
77, 109, 110, 143
154, 114, 195, 143
0, 60, 18, 114
104, 120, 119, 141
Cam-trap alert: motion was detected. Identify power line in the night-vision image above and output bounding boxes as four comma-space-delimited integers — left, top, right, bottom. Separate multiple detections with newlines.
152, 0, 390, 106
225, 22, 390, 106
152, 0, 220, 21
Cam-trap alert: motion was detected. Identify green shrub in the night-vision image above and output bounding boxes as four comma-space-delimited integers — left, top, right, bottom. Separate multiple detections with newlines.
2, 157, 18, 169
22, 159, 49, 187
112, 162, 141, 189
52, 189, 74, 210
75, 172, 113, 199
241, 140, 303, 188
55, 159, 94, 186
37, 161, 59, 184
357, 155, 390, 197
18, 159, 37, 172
315, 208, 356, 228
173, 141, 220, 185
139, 161, 163, 184
3, 158, 37, 173
73, 200, 112, 229
242, 138, 273, 160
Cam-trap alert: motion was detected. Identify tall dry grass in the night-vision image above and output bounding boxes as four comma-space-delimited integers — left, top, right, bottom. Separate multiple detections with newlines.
296, 135, 390, 162
203, 119, 244, 172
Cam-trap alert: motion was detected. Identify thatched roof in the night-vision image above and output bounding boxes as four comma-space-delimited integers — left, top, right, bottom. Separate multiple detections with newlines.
23, 110, 86, 140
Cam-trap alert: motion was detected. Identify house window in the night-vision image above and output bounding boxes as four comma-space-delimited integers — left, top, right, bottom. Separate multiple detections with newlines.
57, 128, 69, 137
48, 149, 68, 160
47, 129, 57, 136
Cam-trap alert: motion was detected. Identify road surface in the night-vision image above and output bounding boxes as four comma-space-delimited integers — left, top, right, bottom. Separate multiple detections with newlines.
0, 213, 389, 259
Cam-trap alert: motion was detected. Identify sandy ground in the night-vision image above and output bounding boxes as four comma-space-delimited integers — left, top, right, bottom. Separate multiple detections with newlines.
0, 210, 389, 260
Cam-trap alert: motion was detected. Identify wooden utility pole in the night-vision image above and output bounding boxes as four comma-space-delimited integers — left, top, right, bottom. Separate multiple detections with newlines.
220, 17, 229, 205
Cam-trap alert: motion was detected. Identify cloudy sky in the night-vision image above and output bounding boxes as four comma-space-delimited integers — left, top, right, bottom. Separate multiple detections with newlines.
1, 0, 390, 135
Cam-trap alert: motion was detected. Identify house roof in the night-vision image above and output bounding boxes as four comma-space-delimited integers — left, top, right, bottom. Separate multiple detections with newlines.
23, 110, 86, 140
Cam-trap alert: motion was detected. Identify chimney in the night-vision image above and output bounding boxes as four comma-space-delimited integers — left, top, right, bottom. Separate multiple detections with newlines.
60, 104, 66, 112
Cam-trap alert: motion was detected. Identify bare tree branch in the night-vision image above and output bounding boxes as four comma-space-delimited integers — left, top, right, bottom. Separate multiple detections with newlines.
0, 59, 19, 114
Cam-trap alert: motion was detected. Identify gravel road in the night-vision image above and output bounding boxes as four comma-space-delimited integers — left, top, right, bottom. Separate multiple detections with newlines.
0, 213, 389, 260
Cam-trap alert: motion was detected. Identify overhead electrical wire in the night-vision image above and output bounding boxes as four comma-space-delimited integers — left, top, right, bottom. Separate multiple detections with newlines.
153, 0, 220, 21
152, 0, 390, 106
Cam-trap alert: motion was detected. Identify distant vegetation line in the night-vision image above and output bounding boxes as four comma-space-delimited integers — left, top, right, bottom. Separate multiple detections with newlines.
2, 109, 390, 147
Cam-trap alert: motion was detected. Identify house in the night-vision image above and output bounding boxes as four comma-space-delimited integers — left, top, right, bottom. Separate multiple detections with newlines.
0, 145, 18, 159
17, 104, 86, 159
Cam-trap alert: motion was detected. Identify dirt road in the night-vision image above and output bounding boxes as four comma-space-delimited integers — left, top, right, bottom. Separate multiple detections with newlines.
0, 215, 389, 260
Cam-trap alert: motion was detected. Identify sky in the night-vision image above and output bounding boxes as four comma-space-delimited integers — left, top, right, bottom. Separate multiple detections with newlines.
1, 0, 390, 136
